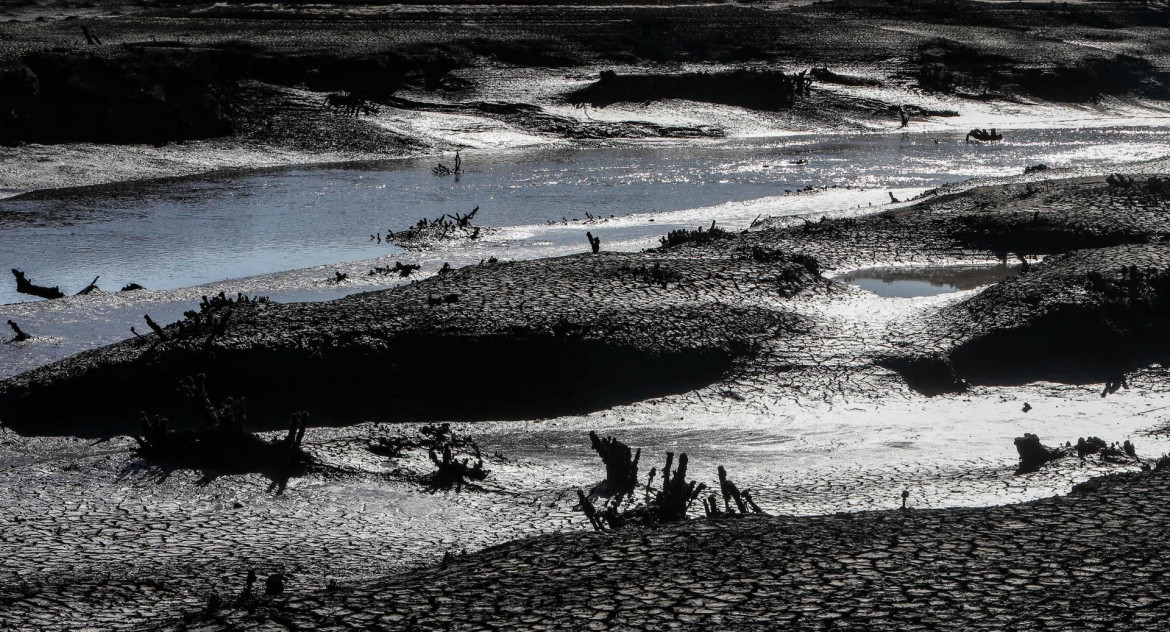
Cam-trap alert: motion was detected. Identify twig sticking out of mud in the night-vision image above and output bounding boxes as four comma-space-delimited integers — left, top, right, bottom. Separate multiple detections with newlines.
703, 465, 766, 517
586, 231, 601, 253
7, 320, 30, 342
11, 269, 64, 300
432, 150, 462, 176
75, 276, 100, 296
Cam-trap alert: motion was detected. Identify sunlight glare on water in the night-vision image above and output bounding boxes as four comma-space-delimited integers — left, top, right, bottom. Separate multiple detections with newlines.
1, 128, 1168, 304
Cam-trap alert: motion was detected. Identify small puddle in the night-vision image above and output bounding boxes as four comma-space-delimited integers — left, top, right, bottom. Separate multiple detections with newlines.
840, 264, 1020, 297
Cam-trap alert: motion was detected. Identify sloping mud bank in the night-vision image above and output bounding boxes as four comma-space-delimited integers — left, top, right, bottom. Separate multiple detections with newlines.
0, 253, 816, 435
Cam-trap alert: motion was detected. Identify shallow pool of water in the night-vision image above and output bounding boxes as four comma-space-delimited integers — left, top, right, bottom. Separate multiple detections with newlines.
2, 127, 1168, 305
841, 264, 1022, 297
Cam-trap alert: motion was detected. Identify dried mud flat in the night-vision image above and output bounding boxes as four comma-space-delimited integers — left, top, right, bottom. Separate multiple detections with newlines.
150, 466, 1170, 632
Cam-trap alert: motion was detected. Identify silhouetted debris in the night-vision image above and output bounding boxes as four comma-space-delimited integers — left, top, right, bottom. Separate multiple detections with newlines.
587, 431, 641, 502
567, 68, 812, 111
1014, 433, 1139, 474
586, 231, 601, 253
370, 262, 421, 278
7, 320, 30, 343
1024, 164, 1049, 174
1075, 436, 1110, 459
120, 283, 145, 292
438, 262, 454, 276
420, 423, 487, 492
264, 574, 284, 596
659, 220, 730, 248
75, 276, 100, 296
432, 150, 462, 176
706, 464, 765, 517
965, 128, 1002, 142
143, 314, 168, 340
332, 271, 349, 284
368, 422, 488, 492
11, 269, 63, 300
578, 446, 707, 531
132, 375, 312, 487
388, 206, 482, 250
1014, 433, 1067, 474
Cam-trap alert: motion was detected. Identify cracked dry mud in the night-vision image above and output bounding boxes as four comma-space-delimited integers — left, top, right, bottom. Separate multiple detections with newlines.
149, 466, 1170, 632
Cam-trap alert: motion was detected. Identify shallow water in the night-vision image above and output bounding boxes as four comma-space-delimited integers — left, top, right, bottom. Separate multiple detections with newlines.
2, 127, 1168, 305
841, 264, 1022, 297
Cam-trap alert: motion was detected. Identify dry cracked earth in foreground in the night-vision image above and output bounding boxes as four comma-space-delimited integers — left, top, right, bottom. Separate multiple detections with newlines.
154, 466, 1170, 631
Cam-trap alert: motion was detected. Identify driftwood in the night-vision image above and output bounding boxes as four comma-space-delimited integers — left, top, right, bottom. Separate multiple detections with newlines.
75, 276, 100, 296
965, 128, 1003, 142
704, 464, 765, 517
7, 320, 30, 342
577, 445, 707, 531
121, 283, 145, 292
369, 262, 421, 278
11, 269, 64, 300
587, 431, 640, 502
586, 231, 601, 253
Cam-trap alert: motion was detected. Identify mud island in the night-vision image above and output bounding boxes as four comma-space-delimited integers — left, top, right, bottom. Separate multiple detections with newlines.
3, 0, 1170, 630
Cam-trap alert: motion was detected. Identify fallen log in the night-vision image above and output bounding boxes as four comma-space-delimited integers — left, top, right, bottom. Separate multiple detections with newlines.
11, 269, 64, 300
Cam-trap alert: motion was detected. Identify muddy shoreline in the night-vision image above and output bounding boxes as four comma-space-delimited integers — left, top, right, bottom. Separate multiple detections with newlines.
3, 0, 1170, 196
